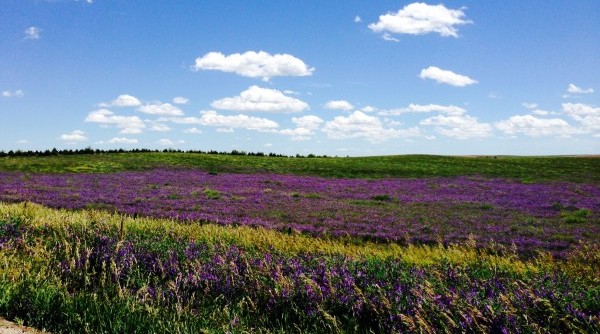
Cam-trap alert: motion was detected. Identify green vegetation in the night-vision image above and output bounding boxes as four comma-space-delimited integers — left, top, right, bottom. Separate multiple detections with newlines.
203, 188, 222, 200
1, 152, 599, 183
0, 203, 598, 333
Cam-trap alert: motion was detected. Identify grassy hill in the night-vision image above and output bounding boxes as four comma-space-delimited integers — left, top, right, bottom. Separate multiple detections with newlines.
1, 152, 599, 183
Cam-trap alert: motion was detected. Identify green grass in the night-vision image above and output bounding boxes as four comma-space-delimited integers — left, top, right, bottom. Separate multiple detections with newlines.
1, 152, 599, 183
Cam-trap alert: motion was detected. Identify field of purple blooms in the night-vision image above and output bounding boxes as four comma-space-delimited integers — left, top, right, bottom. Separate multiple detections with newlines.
1, 153, 599, 333
0, 168, 598, 258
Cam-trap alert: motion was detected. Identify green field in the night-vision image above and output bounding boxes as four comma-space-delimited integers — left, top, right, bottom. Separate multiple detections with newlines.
1, 152, 599, 182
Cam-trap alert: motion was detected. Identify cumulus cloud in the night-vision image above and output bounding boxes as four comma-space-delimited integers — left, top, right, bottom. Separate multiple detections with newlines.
106, 137, 138, 144
567, 84, 594, 94
148, 122, 171, 132
85, 109, 146, 134
172, 96, 189, 104
562, 103, 600, 118
278, 115, 324, 141
361, 106, 377, 113
379, 103, 466, 116
324, 100, 354, 111
531, 110, 550, 116
211, 86, 309, 113
193, 51, 314, 81
100, 94, 142, 108
196, 111, 279, 132
60, 130, 87, 143
322, 111, 421, 142
419, 66, 477, 87
420, 114, 491, 139
1, 90, 24, 98
24, 27, 41, 40
158, 139, 185, 146
368, 2, 471, 38
138, 103, 183, 116
495, 115, 582, 137
562, 103, 600, 132
292, 115, 324, 130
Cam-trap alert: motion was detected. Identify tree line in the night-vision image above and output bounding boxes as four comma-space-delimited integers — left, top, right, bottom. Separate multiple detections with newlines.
0, 148, 331, 159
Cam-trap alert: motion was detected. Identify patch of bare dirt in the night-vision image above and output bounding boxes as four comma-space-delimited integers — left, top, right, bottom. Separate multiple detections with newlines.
0, 318, 48, 334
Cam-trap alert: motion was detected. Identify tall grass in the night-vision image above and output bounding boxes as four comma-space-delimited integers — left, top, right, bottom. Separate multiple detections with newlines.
0, 202, 598, 333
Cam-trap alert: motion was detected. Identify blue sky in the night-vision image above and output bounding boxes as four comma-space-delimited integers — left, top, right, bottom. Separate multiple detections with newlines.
1, 0, 599, 156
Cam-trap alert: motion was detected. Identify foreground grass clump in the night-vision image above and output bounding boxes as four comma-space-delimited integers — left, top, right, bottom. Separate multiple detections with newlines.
0, 203, 598, 333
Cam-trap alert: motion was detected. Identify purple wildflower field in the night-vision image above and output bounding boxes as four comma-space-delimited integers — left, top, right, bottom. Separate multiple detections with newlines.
1, 169, 598, 257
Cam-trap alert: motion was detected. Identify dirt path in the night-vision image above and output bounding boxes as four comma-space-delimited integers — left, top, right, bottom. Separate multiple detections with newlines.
0, 318, 47, 334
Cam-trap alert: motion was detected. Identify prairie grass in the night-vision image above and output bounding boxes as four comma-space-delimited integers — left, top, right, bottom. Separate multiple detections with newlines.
0, 202, 598, 333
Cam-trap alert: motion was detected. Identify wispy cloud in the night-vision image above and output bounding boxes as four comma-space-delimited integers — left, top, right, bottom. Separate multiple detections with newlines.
1, 90, 24, 98
24, 27, 41, 40
419, 66, 477, 87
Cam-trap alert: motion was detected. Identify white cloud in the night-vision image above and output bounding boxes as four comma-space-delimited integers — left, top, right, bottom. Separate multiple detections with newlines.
183, 127, 202, 134
563, 103, 600, 118
172, 96, 189, 105
158, 139, 185, 146
107, 137, 138, 144
84, 109, 146, 134
138, 103, 183, 116
379, 103, 466, 116
211, 86, 309, 113
264, 143, 273, 147
148, 122, 171, 132
522, 102, 538, 109
120, 128, 143, 134
495, 114, 582, 137
60, 130, 87, 143
368, 3, 471, 38
567, 84, 594, 94
419, 66, 477, 87
382, 33, 400, 42
562, 103, 600, 132
323, 111, 421, 142
361, 105, 377, 113
193, 51, 314, 81
2, 90, 24, 98
198, 110, 279, 131
100, 94, 142, 108
278, 127, 315, 141
354, 16, 362, 23
420, 114, 491, 139
278, 115, 324, 141
531, 110, 550, 116
292, 115, 324, 130
324, 100, 354, 111
16, 139, 28, 144
24, 27, 41, 40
